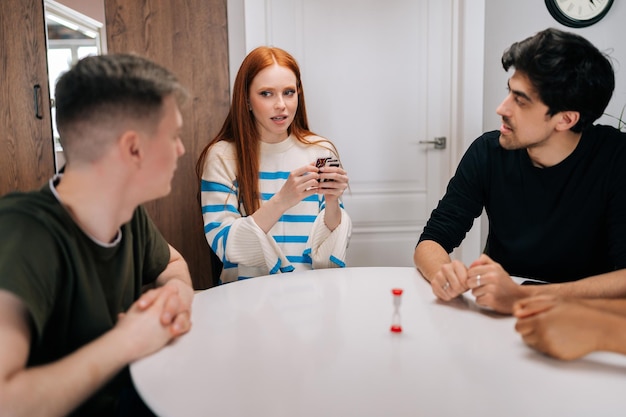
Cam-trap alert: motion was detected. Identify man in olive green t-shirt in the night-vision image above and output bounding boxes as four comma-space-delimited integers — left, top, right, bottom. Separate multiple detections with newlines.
0, 54, 194, 417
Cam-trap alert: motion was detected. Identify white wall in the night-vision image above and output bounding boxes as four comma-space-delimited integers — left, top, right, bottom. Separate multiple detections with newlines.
483, 1, 626, 131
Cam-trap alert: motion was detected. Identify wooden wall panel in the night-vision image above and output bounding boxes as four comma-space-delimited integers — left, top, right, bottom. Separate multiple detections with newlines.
0, 0, 55, 196
104, 0, 230, 289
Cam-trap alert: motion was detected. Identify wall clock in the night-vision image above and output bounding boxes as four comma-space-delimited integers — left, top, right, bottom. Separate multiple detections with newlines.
545, 0, 614, 28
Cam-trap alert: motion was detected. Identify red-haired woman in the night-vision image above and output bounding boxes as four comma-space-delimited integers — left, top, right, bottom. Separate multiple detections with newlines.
197, 46, 351, 284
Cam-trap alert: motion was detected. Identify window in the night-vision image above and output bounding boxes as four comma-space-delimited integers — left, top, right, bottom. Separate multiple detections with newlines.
45, 0, 105, 170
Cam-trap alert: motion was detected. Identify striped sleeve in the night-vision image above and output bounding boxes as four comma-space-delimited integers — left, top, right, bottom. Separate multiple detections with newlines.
304, 207, 352, 268
199, 142, 291, 282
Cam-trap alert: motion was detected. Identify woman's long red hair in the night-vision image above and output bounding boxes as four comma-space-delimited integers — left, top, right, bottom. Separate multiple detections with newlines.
196, 46, 335, 214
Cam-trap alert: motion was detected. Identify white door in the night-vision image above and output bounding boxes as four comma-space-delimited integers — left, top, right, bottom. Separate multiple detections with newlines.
228, 0, 475, 267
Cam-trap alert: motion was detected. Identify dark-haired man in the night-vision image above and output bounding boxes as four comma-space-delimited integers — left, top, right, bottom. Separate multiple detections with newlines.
414, 28, 626, 314
0, 54, 193, 416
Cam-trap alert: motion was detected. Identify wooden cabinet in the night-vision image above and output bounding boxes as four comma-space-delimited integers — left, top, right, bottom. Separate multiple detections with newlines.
0, 0, 55, 196
104, 0, 230, 289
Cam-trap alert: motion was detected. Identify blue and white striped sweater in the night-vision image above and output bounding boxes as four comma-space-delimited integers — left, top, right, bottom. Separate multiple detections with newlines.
199, 136, 351, 283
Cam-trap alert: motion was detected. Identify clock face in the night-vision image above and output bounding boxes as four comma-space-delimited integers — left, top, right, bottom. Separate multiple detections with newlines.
545, 0, 614, 28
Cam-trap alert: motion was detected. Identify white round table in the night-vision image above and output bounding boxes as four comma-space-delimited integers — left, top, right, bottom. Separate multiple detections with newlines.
131, 267, 626, 417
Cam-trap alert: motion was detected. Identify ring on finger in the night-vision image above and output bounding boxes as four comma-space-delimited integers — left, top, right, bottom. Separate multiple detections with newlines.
476, 274, 481, 287
442, 281, 450, 291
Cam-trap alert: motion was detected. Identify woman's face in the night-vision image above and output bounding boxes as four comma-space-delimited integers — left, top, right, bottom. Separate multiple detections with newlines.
248, 63, 299, 143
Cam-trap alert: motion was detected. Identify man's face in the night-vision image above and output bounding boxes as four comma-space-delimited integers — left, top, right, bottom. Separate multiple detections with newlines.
140, 95, 185, 199
496, 70, 560, 151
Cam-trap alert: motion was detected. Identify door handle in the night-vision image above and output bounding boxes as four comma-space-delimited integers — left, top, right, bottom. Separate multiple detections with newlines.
418, 136, 446, 149
33, 84, 43, 119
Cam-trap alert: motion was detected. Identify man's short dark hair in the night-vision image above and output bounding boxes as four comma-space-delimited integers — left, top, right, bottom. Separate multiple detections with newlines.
502, 28, 614, 132
55, 53, 187, 163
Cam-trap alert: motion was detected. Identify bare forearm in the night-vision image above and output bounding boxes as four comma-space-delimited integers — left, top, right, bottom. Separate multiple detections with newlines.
323, 200, 341, 231
539, 269, 626, 300
578, 298, 626, 317
413, 240, 451, 283
251, 197, 287, 233
156, 245, 194, 303
1, 329, 133, 417
591, 311, 626, 355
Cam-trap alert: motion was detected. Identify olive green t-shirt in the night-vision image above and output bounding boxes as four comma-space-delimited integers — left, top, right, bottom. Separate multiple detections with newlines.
0, 178, 170, 416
